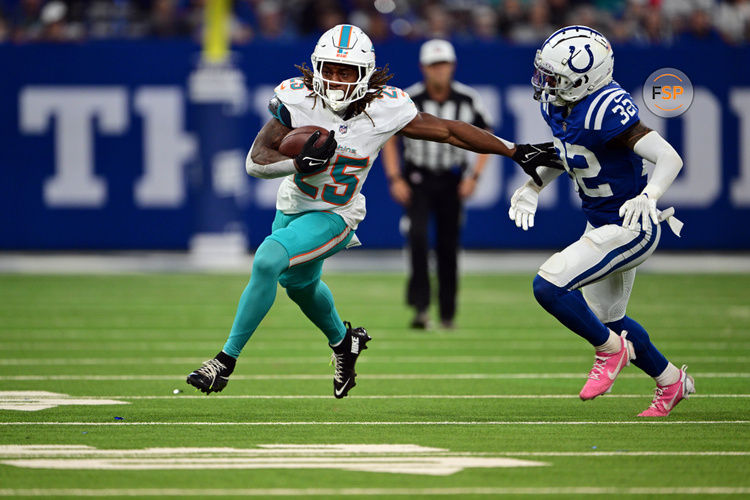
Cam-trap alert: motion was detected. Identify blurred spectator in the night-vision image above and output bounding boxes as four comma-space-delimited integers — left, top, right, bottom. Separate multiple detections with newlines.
40, 0, 67, 40
350, 8, 391, 42
0, 0, 748, 45
253, 1, 292, 40
0, 9, 8, 42
678, 7, 724, 43
565, 5, 610, 36
498, 0, 525, 38
146, 0, 190, 38
714, 0, 750, 43
472, 4, 498, 40
10, 0, 43, 42
86, 0, 143, 39
637, 6, 672, 45
317, 5, 345, 32
661, 0, 705, 22
547, 0, 570, 24
509, 0, 553, 44
421, 3, 452, 39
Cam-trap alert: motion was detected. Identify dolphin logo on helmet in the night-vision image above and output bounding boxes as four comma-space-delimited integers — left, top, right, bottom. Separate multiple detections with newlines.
311, 24, 376, 113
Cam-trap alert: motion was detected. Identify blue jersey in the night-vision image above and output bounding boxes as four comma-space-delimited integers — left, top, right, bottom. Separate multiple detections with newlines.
541, 82, 647, 227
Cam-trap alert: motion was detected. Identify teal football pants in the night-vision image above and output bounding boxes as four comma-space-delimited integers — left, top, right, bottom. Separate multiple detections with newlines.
222, 210, 354, 358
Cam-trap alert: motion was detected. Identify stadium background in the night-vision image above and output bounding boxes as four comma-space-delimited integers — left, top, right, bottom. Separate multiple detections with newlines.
1, 0, 749, 252
1, 3, 749, 497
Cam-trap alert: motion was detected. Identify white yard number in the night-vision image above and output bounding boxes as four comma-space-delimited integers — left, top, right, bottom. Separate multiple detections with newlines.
611, 94, 637, 125
552, 137, 613, 198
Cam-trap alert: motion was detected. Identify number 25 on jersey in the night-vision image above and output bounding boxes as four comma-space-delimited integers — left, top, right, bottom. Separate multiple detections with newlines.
294, 155, 369, 206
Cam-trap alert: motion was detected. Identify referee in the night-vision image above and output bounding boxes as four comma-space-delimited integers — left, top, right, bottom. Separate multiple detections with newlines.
382, 39, 492, 329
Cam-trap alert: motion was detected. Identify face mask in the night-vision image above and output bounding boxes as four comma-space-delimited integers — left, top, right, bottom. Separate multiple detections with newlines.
325, 88, 348, 112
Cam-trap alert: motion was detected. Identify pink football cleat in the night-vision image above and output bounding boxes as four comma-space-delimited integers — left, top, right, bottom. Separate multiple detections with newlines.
579, 332, 632, 401
638, 365, 695, 417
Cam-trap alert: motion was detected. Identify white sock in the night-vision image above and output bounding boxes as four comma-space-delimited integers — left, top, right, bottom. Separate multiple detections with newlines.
594, 329, 622, 354
654, 362, 680, 386
329, 337, 344, 348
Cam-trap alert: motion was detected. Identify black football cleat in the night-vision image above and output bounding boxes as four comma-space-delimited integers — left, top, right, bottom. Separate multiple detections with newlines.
330, 321, 371, 399
186, 355, 234, 394
410, 310, 430, 330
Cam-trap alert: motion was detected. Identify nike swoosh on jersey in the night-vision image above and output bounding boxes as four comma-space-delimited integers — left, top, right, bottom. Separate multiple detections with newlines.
607, 351, 627, 380
335, 380, 350, 397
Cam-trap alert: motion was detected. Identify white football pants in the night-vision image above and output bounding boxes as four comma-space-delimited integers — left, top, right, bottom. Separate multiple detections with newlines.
538, 222, 661, 323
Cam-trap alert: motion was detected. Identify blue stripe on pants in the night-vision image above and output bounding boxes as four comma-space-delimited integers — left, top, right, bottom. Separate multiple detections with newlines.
564, 225, 657, 290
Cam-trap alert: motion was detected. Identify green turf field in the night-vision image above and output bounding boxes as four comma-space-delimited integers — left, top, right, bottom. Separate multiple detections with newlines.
0, 272, 748, 498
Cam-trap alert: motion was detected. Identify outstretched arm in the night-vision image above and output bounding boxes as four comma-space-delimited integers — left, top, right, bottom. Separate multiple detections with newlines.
399, 111, 516, 156
398, 112, 562, 186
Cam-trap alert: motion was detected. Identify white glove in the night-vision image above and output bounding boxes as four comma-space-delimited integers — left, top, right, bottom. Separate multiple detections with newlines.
508, 184, 539, 231
619, 193, 658, 232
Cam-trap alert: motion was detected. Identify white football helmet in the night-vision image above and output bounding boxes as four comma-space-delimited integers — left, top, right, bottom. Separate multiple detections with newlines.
531, 25, 614, 105
311, 24, 376, 112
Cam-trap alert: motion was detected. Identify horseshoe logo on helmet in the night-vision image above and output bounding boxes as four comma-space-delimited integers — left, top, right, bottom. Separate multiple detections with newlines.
568, 44, 594, 73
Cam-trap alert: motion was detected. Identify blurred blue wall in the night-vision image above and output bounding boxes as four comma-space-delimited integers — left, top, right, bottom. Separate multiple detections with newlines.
1, 40, 749, 250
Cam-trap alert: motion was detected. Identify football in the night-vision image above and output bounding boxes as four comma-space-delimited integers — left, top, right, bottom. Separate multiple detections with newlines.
278, 126, 330, 158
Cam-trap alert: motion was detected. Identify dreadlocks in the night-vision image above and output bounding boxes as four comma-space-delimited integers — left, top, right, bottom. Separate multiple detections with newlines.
295, 62, 394, 124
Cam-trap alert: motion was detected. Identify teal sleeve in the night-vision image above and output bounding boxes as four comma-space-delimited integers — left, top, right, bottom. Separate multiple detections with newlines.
268, 95, 293, 128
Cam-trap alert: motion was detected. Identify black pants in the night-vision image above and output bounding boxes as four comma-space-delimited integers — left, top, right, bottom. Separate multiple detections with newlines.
406, 167, 462, 322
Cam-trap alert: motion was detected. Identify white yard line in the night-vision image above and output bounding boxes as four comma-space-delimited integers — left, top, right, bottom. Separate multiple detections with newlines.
0, 447, 746, 458
1, 421, 748, 426
2, 341, 748, 351
1, 373, 748, 381
0, 487, 749, 496
2, 249, 750, 273
84, 394, 750, 400
484, 451, 750, 457
2, 355, 748, 365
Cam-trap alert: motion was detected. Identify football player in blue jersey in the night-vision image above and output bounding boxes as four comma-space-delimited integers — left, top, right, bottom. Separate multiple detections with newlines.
509, 26, 694, 417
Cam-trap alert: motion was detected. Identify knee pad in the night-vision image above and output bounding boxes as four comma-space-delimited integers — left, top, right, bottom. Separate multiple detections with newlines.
533, 274, 564, 307
538, 252, 568, 287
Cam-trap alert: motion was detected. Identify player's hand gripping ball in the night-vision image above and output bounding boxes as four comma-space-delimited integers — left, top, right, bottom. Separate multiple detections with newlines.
279, 126, 337, 174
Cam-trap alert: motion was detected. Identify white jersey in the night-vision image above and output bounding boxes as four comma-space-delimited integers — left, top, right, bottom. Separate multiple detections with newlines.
272, 77, 418, 229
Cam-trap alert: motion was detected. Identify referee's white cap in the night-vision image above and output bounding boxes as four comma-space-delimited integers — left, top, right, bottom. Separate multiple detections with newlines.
419, 39, 456, 65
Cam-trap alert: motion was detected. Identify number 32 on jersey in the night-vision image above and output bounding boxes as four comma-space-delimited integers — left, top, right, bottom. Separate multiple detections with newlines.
552, 137, 613, 198
294, 155, 369, 206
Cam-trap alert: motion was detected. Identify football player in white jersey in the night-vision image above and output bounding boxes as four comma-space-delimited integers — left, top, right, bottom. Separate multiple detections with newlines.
188, 24, 560, 399
509, 26, 693, 416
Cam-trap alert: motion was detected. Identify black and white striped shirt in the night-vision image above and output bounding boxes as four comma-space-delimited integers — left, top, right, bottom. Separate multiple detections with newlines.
402, 81, 492, 172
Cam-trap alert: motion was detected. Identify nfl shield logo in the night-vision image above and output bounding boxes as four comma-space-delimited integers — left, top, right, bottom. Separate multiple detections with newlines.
339, 124, 348, 135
